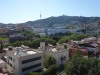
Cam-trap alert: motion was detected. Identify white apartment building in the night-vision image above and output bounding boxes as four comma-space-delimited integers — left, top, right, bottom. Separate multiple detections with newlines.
47, 28, 68, 35
67, 28, 82, 34
6, 46, 43, 75
32, 27, 45, 33
32, 27, 68, 35
39, 42, 69, 65
32, 27, 83, 36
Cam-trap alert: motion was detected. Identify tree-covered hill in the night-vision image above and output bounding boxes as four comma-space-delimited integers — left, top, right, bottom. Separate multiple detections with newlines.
1, 15, 100, 27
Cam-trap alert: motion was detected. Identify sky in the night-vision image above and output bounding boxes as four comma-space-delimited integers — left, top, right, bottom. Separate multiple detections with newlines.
0, 0, 100, 24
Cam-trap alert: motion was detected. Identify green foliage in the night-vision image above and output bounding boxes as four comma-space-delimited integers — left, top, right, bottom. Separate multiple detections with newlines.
0, 37, 9, 41
51, 35, 63, 42
9, 36, 56, 49
18, 30, 37, 40
10, 41, 31, 47
40, 37, 56, 46
25, 16, 100, 27
44, 55, 56, 69
77, 34, 90, 40
58, 33, 78, 44
30, 40, 40, 49
26, 72, 40, 75
58, 33, 94, 44
65, 51, 100, 75
26, 65, 58, 75
42, 65, 58, 75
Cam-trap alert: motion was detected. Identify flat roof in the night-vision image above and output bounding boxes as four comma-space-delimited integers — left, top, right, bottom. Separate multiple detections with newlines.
14, 50, 39, 57
6, 45, 42, 57
26, 51, 37, 54
48, 47, 66, 53
51, 48, 57, 52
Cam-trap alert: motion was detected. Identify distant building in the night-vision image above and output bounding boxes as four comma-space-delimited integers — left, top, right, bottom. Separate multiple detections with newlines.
32, 27, 83, 36
39, 33, 46, 37
47, 28, 68, 35
32, 27, 45, 33
67, 28, 83, 34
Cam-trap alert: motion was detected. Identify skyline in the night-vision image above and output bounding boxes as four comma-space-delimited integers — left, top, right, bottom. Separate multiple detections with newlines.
0, 0, 100, 24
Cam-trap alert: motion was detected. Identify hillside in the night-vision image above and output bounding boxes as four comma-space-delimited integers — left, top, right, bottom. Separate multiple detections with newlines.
24, 16, 100, 27
1, 15, 100, 27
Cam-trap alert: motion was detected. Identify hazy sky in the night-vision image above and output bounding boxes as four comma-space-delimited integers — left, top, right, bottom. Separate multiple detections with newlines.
0, 0, 100, 24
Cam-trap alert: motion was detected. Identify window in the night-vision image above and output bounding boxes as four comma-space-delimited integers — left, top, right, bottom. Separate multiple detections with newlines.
13, 59, 15, 62
35, 69, 42, 72
22, 56, 41, 64
13, 66, 15, 69
9, 63, 12, 67
22, 63, 41, 72
9, 56, 12, 60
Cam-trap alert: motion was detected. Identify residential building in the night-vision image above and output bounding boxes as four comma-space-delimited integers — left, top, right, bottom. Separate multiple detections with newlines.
6, 45, 43, 75
39, 42, 69, 65
47, 28, 68, 35
32, 27, 83, 36
32, 27, 45, 33
68, 38, 100, 58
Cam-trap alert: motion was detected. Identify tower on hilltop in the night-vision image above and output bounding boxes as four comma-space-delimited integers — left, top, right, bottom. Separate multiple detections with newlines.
40, 13, 42, 19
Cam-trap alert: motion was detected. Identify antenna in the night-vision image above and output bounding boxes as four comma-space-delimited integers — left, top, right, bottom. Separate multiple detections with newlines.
40, 12, 42, 19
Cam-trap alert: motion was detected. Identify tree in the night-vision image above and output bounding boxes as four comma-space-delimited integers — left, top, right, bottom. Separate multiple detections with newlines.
58, 33, 78, 44
52, 35, 63, 42
20, 30, 35, 39
26, 72, 40, 75
42, 65, 58, 75
30, 40, 40, 49
27, 65, 58, 75
44, 55, 56, 69
65, 50, 100, 75
40, 37, 56, 46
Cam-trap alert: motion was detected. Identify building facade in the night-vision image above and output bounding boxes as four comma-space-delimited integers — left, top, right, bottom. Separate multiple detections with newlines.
39, 42, 69, 65
6, 46, 43, 75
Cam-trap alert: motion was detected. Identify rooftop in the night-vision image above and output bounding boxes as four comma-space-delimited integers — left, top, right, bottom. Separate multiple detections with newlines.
47, 47, 66, 53
46, 43, 67, 53
15, 49, 42, 57
7, 45, 42, 57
